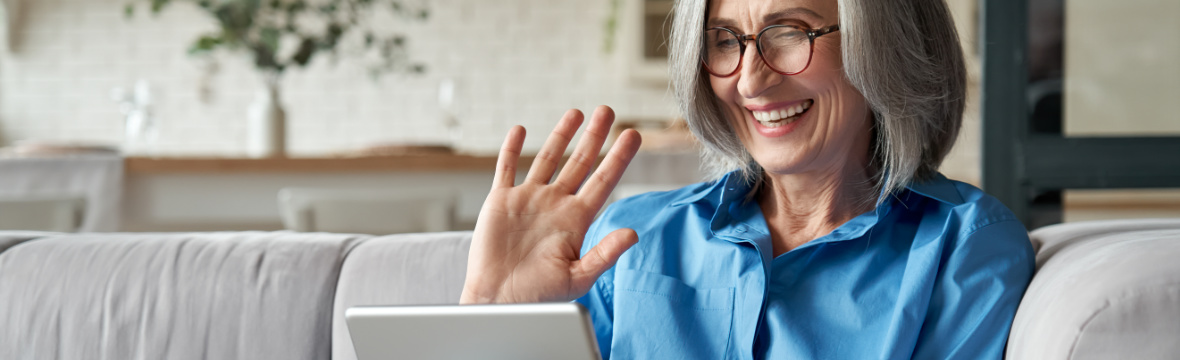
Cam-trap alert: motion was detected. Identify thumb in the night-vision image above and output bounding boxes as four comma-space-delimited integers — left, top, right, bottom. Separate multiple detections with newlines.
570, 228, 639, 294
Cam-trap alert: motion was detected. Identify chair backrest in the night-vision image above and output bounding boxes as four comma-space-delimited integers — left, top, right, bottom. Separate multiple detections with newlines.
0, 195, 85, 232
278, 187, 455, 235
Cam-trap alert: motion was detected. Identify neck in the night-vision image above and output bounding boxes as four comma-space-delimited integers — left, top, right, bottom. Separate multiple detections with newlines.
757, 160, 877, 257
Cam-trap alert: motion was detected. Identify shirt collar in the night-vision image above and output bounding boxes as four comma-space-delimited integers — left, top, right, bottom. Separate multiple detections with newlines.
679, 170, 964, 244
706, 172, 767, 239
668, 175, 734, 207
904, 172, 964, 206
674, 170, 965, 208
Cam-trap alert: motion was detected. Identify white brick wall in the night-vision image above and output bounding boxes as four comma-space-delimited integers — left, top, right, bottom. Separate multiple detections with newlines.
0, 0, 678, 156
0, 0, 993, 184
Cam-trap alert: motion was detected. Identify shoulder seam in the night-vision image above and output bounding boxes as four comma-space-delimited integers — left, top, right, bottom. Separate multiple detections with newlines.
959, 217, 1023, 240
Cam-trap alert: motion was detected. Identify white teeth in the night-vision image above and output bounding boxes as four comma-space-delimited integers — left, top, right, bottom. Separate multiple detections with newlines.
751, 100, 813, 128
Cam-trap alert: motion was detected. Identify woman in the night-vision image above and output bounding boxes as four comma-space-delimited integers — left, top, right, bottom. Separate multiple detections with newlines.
461, 0, 1035, 358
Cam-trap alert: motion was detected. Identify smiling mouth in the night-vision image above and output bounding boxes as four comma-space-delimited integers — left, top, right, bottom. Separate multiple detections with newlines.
751, 100, 814, 128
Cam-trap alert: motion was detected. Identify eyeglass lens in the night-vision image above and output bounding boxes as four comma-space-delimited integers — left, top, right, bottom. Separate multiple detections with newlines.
703, 27, 812, 76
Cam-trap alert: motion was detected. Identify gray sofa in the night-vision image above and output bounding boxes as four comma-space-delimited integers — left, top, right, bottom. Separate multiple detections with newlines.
0, 231, 471, 360
1, 219, 1178, 359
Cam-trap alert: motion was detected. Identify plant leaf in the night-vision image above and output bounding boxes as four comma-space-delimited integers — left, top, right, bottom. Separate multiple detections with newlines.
320, 23, 343, 50
291, 37, 316, 66
150, 0, 169, 13
260, 26, 281, 54
252, 43, 280, 70
188, 34, 223, 55
128, 0, 429, 80
287, 0, 306, 13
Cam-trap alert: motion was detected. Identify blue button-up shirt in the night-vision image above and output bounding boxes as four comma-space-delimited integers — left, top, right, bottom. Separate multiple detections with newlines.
577, 171, 1035, 359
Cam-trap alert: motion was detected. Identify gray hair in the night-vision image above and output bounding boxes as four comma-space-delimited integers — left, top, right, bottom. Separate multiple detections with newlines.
669, 0, 966, 199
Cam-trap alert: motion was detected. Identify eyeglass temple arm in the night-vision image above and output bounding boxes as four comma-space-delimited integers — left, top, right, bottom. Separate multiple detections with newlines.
813, 25, 840, 37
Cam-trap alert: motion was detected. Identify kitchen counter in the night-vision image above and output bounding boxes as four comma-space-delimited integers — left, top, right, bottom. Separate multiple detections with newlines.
119, 153, 575, 232
123, 154, 532, 174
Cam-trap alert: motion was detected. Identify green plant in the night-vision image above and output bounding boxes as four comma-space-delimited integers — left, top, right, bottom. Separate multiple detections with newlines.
125, 0, 428, 78
602, 0, 621, 54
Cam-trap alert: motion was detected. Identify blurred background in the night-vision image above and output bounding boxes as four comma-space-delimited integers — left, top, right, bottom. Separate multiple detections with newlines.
0, 0, 1175, 233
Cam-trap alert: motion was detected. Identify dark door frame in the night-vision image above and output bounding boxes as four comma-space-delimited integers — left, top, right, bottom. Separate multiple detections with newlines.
980, 0, 1180, 229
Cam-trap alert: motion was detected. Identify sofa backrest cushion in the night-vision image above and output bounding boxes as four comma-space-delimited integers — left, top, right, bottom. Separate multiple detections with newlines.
0, 231, 54, 254
331, 231, 472, 360
0, 231, 366, 360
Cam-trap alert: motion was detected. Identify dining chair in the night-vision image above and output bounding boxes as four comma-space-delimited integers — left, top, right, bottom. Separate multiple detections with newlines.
0, 195, 85, 232
278, 188, 455, 235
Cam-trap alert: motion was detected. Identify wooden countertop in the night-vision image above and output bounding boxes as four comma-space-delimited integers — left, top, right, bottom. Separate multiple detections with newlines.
124, 154, 535, 174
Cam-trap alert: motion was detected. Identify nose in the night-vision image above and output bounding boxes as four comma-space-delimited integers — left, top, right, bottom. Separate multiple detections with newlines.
736, 43, 783, 99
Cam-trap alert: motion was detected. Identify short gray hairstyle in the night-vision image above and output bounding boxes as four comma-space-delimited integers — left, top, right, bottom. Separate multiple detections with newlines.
669, 0, 966, 198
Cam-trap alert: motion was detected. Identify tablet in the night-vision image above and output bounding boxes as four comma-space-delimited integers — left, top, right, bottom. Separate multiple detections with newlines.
346, 302, 602, 360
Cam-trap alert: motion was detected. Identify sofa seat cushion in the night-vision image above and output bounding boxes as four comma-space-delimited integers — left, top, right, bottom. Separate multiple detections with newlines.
0, 231, 366, 360
331, 231, 472, 360
1008, 219, 1180, 360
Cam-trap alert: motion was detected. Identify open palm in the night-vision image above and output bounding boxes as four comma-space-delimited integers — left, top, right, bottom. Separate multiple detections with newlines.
460, 106, 642, 304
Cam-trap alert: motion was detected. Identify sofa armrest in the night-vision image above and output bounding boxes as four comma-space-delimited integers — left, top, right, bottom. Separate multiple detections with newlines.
1008, 219, 1180, 360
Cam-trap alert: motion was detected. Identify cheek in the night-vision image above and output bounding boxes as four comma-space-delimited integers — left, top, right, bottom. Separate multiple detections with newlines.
798, 73, 870, 143
803, 45, 869, 123
812, 40, 843, 68
708, 76, 747, 124
803, 40, 847, 85
708, 75, 735, 103
822, 85, 869, 136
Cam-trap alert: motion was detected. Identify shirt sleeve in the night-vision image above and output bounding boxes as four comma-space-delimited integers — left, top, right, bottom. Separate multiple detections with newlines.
910, 219, 1036, 360
574, 205, 618, 359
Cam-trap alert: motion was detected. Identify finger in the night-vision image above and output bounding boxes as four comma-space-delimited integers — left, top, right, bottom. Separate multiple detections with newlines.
554, 105, 615, 193
526, 109, 584, 185
577, 129, 641, 209
493, 125, 526, 188
570, 228, 639, 294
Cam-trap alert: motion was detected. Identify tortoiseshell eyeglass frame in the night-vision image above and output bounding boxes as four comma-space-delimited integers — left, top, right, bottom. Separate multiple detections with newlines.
702, 24, 841, 77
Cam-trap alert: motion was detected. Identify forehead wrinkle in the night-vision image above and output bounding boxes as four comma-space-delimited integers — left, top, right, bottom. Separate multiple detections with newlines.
707, 2, 826, 30
706, 17, 737, 29
763, 8, 825, 24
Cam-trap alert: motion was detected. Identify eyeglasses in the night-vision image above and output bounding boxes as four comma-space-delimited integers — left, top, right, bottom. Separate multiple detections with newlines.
701, 24, 840, 77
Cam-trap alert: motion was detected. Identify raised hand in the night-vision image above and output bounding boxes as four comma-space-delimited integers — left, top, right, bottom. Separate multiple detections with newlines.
460, 105, 642, 304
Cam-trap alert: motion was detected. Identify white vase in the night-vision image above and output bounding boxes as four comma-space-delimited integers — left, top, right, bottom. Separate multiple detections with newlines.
246, 77, 286, 158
